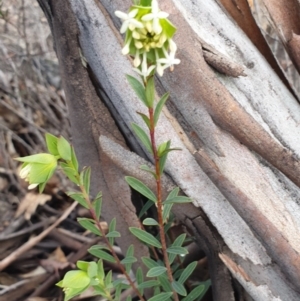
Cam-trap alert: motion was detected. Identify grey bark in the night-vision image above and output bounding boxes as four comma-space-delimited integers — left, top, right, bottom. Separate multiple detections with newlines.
37, 0, 300, 300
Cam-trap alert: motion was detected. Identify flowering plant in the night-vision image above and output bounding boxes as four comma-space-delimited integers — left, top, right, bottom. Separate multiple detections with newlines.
15, 1, 211, 300
115, 0, 180, 80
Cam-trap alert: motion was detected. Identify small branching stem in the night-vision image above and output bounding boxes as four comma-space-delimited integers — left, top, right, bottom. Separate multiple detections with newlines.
76, 176, 145, 301
148, 104, 179, 301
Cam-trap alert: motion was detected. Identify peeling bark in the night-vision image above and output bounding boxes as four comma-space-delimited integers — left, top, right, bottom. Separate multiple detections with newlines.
37, 0, 300, 300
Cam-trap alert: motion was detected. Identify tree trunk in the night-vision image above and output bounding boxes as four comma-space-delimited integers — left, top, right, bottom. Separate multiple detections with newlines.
37, 0, 300, 300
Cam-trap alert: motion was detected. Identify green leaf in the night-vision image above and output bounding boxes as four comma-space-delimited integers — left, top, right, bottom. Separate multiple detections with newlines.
93, 193, 102, 219
147, 266, 167, 277
125, 176, 156, 202
162, 204, 173, 223
161, 18, 177, 38
80, 167, 91, 195
182, 281, 211, 301
126, 244, 134, 257
142, 257, 160, 269
131, 123, 153, 154
60, 163, 79, 184
163, 196, 193, 204
154, 92, 169, 126
88, 247, 116, 263
167, 246, 188, 255
145, 76, 155, 108
97, 260, 105, 280
138, 199, 154, 218
104, 269, 112, 287
70, 146, 79, 171
138, 280, 160, 289
137, 112, 150, 129
140, 0, 151, 6
15, 153, 55, 164
126, 74, 148, 106
87, 261, 98, 278
61, 270, 90, 288
172, 281, 187, 296
166, 187, 179, 200
140, 164, 156, 178
143, 217, 158, 226
130, 227, 162, 248
121, 256, 137, 264
57, 136, 72, 161
76, 261, 89, 272
148, 292, 173, 301
67, 192, 89, 209
157, 274, 172, 292
178, 261, 197, 284
45, 133, 59, 156
157, 141, 170, 157
77, 218, 101, 236
159, 140, 170, 175
168, 234, 186, 264
106, 231, 121, 238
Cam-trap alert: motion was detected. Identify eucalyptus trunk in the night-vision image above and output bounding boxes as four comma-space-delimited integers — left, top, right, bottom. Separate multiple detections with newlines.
37, 0, 300, 300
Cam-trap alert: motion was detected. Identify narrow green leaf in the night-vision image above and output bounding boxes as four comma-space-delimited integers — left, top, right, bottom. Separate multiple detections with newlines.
129, 227, 162, 248
168, 234, 186, 264
106, 231, 121, 238
167, 246, 188, 255
97, 260, 105, 280
142, 257, 160, 269
45, 133, 59, 156
57, 136, 72, 161
138, 200, 154, 218
157, 274, 172, 292
132, 123, 153, 154
126, 74, 147, 106
140, 164, 156, 178
88, 247, 116, 263
163, 196, 193, 205
121, 256, 137, 264
159, 141, 171, 175
147, 266, 167, 277
138, 280, 160, 289
182, 282, 210, 301
109, 218, 116, 232
166, 187, 179, 200
145, 76, 155, 108
178, 261, 197, 284
104, 270, 112, 287
136, 267, 144, 295
70, 146, 79, 171
148, 292, 173, 301
77, 218, 101, 236
137, 112, 151, 129
60, 163, 79, 184
154, 92, 169, 126
172, 281, 187, 296
125, 176, 156, 202
93, 193, 102, 219
83, 167, 91, 195
143, 218, 158, 226
157, 141, 170, 157
67, 192, 89, 209
126, 245, 134, 257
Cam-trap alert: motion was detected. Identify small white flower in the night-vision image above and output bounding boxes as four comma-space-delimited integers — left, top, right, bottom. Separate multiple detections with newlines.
133, 52, 156, 81
115, 9, 144, 34
133, 49, 141, 67
141, 0, 169, 34
28, 183, 39, 190
156, 47, 181, 74
122, 35, 132, 55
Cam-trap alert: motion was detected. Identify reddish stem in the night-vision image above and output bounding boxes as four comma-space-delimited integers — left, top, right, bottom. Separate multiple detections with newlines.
148, 107, 179, 301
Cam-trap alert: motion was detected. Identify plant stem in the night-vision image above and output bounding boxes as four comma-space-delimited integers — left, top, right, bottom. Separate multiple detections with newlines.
77, 175, 145, 301
148, 105, 179, 301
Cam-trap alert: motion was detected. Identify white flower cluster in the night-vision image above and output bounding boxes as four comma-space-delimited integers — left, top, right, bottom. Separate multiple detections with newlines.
115, 0, 180, 80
